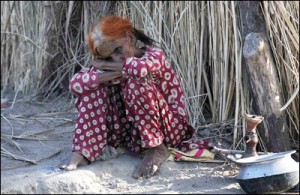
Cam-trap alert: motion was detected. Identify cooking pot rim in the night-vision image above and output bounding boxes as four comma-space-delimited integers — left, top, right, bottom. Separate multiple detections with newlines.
235, 150, 296, 165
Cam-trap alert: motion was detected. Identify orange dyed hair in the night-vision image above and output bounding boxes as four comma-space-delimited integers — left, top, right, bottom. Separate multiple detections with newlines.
100, 15, 134, 40
88, 15, 134, 57
88, 15, 156, 57
88, 25, 99, 56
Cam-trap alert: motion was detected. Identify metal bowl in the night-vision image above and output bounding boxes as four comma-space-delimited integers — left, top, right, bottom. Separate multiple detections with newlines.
235, 150, 299, 194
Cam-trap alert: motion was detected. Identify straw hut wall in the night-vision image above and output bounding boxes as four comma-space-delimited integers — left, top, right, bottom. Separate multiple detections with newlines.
1, 1, 298, 152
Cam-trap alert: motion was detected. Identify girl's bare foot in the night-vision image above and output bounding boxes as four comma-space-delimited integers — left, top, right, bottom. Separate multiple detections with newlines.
59, 152, 89, 171
132, 143, 169, 179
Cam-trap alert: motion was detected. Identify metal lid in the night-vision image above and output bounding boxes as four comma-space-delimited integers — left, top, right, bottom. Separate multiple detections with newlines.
236, 150, 296, 165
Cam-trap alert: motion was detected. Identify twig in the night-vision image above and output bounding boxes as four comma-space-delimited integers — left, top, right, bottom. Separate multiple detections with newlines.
9, 77, 23, 109
28, 117, 73, 121
1, 162, 31, 171
1, 149, 62, 170
212, 146, 268, 155
1, 114, 14, 139
2, 129, 58, 141
51, 129, 74, 134
196, 118, 237, 130
53, 120, 75, 127
1, 147, 37, 164
7, 114, 74, 122
1, 31, 54, 57
22, 129, 55, 136
1, 135, 23, 152
35, 111, 77, 117
33, 118, 49, 127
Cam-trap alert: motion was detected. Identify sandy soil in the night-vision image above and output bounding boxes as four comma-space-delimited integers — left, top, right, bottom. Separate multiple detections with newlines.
1, 92, 244, 194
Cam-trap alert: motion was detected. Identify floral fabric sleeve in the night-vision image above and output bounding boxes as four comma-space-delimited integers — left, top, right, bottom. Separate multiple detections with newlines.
122, 47, 164, 78
69, 67, 100, 96
69, 66, 124, 96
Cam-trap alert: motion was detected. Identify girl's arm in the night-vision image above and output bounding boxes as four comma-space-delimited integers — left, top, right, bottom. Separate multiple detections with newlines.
90, 59, 123, 71
98, 71, 123, 84
90, 59, 124, 84
123, 48, 164, 78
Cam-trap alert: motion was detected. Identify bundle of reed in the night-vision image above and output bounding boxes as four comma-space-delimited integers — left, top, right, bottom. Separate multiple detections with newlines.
1, 1, 49, 94
262, 1, 299, 147
1, 1, 116, 101
116, 1, 248, 149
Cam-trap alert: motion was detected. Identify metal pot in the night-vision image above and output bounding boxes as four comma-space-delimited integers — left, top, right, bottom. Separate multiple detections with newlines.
233, 150, 299, 194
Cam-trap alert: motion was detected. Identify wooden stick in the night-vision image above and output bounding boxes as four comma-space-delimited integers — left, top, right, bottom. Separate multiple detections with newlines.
212, 146, 268, 155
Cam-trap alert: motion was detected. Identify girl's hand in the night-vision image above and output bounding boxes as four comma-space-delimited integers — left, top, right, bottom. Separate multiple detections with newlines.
90, 58, 123, 71
89, 58, 107, 70
88, 58, 124, 84
98, 71, 123, 84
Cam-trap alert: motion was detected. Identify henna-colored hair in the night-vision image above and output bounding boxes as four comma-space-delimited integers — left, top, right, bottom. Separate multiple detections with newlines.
89, 15, 156, 56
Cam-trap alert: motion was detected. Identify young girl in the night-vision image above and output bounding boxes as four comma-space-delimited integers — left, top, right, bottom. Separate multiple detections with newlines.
61, 15, 210, 179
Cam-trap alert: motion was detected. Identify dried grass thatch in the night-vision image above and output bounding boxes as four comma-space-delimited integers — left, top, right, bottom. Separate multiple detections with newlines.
1, 1, 298, 151
1, 1, 117, 101
262, 1, 299, 146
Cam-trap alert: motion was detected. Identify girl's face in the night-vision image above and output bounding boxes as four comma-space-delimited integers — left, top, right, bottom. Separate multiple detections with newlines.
110, 33, 136, 62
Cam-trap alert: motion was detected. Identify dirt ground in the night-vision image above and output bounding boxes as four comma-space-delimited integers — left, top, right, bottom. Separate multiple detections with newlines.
1, 91, 244, 194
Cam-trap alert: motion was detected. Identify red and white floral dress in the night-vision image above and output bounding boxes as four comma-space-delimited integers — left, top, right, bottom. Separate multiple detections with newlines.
69, 46, 209, 162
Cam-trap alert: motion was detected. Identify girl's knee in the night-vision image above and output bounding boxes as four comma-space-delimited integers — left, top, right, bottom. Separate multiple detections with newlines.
69, 71, 99, 95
